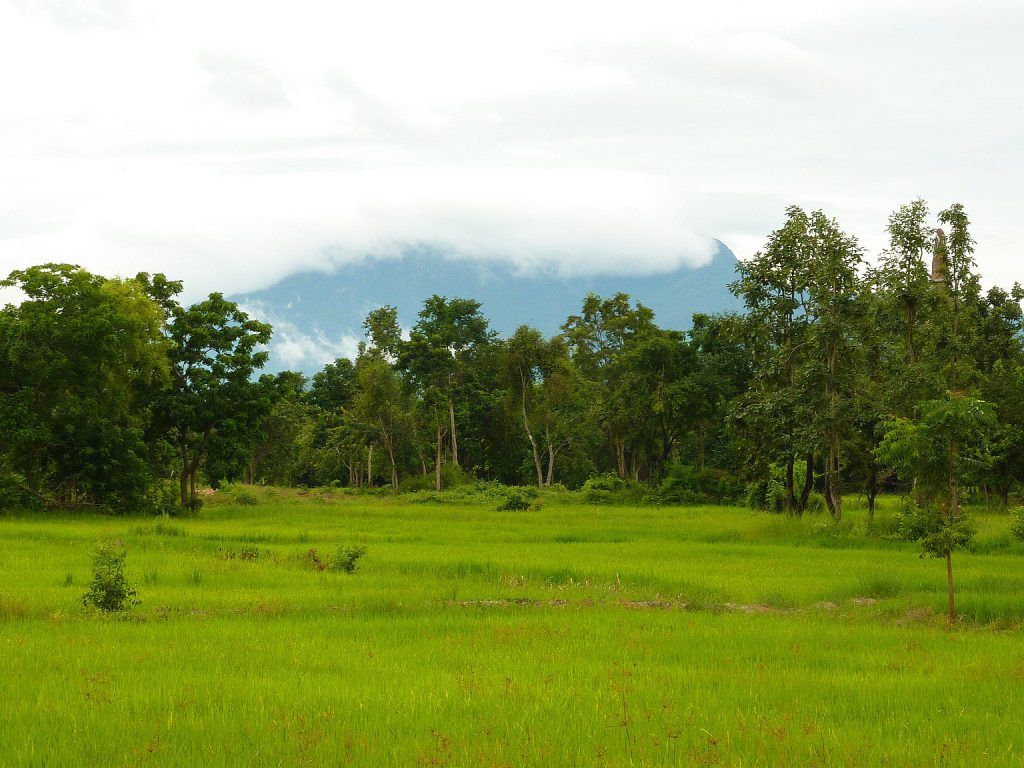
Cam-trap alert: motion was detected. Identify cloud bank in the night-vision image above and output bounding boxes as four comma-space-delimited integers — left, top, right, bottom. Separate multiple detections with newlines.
1, 0, 1023, 298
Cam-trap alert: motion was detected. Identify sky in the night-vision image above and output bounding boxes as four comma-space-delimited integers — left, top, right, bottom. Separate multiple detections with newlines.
2, 0, 1023, 306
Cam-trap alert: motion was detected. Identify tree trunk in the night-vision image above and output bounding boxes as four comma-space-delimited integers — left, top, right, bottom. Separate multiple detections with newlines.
866, 462, 877, 519
367, 445, 373, 487
698, 418, 706, 470
615, 439, 626, 478
784, 455, 795, 513
435, 424, 443, 492
824, 453, 842, 522
521, 383, 544, 488
448, 394, 459, 467
179, 461, 189, 507
798, 453, 813, 512
378, 418, 399, 492
545, 430, 557, 487
946, 551, 956, 624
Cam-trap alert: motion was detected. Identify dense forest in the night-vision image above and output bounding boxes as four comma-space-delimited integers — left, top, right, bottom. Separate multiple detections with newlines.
2, 199, 1023, 521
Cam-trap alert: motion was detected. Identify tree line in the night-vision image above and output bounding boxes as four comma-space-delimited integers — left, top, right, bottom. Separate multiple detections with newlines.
2, 199, 1023, 522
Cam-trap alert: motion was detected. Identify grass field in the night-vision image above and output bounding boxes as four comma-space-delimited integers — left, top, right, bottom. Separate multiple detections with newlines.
2, 489, 1023, 766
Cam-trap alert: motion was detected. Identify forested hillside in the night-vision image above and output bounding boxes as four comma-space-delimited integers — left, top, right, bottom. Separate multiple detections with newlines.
2, 199, 1023, 529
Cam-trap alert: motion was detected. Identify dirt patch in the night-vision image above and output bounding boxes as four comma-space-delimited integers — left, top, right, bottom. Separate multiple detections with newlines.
720, 602, 776, 614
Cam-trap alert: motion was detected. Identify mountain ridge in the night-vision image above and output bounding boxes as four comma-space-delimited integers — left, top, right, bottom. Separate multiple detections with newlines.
233, 242, 743, 373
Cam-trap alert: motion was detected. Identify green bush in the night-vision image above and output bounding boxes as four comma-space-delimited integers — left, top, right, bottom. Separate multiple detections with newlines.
804, 491, 828, 514
81, 542, 138, 612
234, 491, 259, 506
331, 544, 367, 573
143, 480, 181, 516
0, 469, 41, 511
745, 477, 784, 512
649, 463, 746, 505
580, 473, 644, 505
496, 491, 532, 511
1010, 508, 1024, 542
399, 474, 436, 493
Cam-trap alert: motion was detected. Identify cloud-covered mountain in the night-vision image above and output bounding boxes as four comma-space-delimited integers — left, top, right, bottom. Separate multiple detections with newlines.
233, 242, 742, 374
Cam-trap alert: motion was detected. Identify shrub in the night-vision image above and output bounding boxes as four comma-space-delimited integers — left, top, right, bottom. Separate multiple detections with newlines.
745, 478, 784, 512
330, 544, 367, 573
804, 491, 827, 514
143, 480, 181, 516
649, 463, 746, 505
399, 474, 436, 493
0, 470, 41, 511
81, 542, 138, 612
1010, 508, 1024, 542
496, 491, 532, 511
580, 473, 645, 505
234, 491, 259, 506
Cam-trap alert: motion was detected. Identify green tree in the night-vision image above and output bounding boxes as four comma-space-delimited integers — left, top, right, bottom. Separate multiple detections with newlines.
877, 394, 995, 623
354, 356, 408, 491
0, 264, 169, 509
562, 293, 657, 479
156, 294, 272, 508
800, 211, 865, 520
730, 207, 813, 511
401, 296, 492, 484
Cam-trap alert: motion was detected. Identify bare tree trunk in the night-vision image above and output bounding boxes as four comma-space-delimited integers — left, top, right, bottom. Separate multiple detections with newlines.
824, 451, 842, 522
367, 445, 373, 487
378, 418, 399, 491
521, 382, 544, 487
448, 394, 458, 467
545, 430, 557, 486
435, 424, 443, 492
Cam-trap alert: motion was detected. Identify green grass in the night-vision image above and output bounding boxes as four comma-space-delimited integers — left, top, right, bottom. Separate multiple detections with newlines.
1, 491, 1023, 766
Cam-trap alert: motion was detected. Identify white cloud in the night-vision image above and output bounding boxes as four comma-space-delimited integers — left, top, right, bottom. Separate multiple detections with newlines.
1, 0, 1022, 296
239, 300, 360, 370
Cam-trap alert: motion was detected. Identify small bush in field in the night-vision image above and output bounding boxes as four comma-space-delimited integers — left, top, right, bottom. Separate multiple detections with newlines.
81, 542, 138, 612
496, 491, 532, 511
1010, 508, 1024, 542
331, 544, 367, 573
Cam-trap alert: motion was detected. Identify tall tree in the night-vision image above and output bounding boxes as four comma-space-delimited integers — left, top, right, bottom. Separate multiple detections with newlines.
801, 211, 865, 520
0, 264, 169, 509
730, 207, 813, 511
157, 294, 272, 507
401, 296, 492, 475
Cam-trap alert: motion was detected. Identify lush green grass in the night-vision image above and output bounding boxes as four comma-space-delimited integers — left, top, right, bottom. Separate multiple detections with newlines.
2, 491, 1023, 766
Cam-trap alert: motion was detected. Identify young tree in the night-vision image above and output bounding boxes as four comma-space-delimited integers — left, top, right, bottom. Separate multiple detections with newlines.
877, 394, 995, 623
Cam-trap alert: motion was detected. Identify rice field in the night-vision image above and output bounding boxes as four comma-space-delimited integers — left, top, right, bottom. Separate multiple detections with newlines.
1, 490, 1023, 766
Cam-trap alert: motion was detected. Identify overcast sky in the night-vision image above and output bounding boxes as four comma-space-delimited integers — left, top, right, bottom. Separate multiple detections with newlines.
2, 0, 1022, 303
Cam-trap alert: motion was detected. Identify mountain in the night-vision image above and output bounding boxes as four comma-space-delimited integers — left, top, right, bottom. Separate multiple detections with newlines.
233, 242, 743, 374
